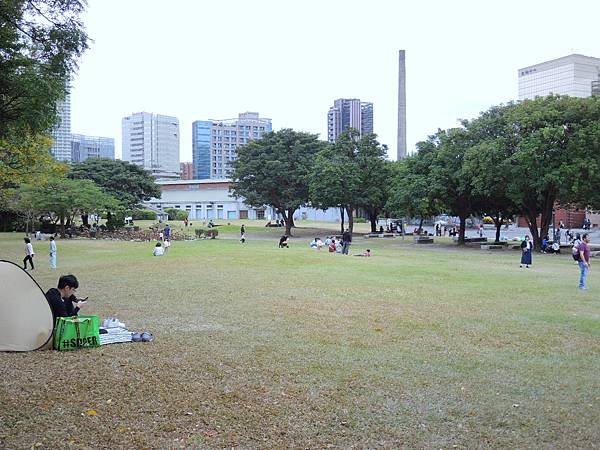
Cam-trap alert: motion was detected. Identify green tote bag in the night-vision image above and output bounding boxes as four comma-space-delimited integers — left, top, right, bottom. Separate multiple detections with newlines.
53, 315, 101, 351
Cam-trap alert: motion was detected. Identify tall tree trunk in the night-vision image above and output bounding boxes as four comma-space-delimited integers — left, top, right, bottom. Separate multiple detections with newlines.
458, 214, 467, 245
287, 208, 296, 228
59, 214, 65, 237
524, 210, 541, 248
346, 206, 354, 233
282, 209, 293, 236
417, 217, 423, 233
339, 207, 345, 234
369, 209, 378, 233
538, 196, 555, 249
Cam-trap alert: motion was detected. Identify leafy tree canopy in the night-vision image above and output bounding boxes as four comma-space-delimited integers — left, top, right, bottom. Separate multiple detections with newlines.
231, 129, 325, 235
0, 0, 89, 137
9, 177, 120, 234
0, 132, 68, 200
69, 158, 161, 209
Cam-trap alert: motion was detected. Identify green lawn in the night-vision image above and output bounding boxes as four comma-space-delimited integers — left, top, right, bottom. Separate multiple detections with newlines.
0, 229, 598, 448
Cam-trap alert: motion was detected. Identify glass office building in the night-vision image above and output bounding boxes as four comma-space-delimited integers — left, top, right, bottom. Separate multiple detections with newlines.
192, 112, 272, 179
71, 134, 115, 162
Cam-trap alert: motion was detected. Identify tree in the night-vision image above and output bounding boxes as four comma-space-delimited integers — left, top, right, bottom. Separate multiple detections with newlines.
354, 136, 392, 232
0, 132, 67, 197
10, 178, 120, 235
493, 96, 600, 246
425, 128, 484, 244
0, 0, 89, 137
69, 158, 161, 209
309, 139, 360, 234
309, 130, 390, 233
463, 105, 520, 243
386, 147, 441, 232
231, 129, 325, 236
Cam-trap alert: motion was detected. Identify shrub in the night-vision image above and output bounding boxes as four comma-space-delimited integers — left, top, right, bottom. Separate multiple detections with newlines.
129, 209, 157, 220
483, 216, 494, 224
165, 208, 188, 220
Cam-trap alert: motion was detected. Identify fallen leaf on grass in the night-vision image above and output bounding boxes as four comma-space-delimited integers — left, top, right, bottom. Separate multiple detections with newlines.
85, 410, 97, 416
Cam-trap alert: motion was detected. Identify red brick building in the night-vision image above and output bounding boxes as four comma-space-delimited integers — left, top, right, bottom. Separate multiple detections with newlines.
517, 206, 586, 228
180, 162, 194, 180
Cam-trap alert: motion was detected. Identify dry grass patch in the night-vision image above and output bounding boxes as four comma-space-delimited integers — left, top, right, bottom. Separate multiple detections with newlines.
0, 233, 599, 448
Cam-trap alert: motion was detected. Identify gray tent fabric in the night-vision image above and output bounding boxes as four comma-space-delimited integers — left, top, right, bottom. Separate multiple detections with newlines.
0, 260, 53, 351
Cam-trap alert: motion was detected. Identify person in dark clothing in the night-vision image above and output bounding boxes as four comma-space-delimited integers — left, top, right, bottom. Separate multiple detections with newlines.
240, 224, 245, 236
45, 274, 88, 325
279, 235, 289, 248
342, 229, 352, 255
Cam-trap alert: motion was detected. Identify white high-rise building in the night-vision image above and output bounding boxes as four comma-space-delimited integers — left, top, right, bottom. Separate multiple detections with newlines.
518, 54, 600, 100
327, 98, 373, 143
50, 93, 72, 162
122, 112, 180, 179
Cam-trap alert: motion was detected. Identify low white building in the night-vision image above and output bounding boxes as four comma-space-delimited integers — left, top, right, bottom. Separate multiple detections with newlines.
145, 179, 347, 222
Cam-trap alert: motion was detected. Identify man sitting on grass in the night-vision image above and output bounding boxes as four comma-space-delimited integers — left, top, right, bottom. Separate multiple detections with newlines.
45, 275, 88, 324
279, 235, 289, 248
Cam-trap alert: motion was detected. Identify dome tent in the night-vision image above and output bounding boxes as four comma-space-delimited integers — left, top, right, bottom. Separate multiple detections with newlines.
0, 260, 53, 351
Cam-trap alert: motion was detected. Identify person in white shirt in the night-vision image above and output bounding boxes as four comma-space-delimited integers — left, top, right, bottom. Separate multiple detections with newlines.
23, 237, 35, 270
152, 242, 165, 256
163, 238, 171, 253
49, 236, 57, 270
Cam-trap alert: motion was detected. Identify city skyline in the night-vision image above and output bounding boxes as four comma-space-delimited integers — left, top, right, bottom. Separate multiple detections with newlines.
68, 0, 600, 162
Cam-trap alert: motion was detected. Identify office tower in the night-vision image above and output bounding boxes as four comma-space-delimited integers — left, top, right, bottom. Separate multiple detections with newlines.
518, 54, 600, 100
50, 93, 72, 162
397, 49, 407, 160
71, 134, 115, 162
122, 112, 180, 180
327, 98, 373, 142
192, 112, 272, 179
180, 162, 194, 180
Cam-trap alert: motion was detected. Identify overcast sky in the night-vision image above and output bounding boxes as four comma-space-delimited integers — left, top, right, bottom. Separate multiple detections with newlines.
70, 0, 600, 162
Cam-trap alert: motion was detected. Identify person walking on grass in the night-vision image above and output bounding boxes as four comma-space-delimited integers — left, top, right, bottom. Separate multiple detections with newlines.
49, 236, 57, 270
23, 237, 35, 271
577, 233, 591, 290
520, 235, 533, 268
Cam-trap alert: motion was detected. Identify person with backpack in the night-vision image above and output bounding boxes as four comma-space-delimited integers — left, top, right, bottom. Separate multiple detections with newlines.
576, 233, 591, 290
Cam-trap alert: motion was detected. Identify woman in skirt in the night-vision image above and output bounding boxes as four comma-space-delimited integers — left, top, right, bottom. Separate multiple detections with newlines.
520, 235, 533, 268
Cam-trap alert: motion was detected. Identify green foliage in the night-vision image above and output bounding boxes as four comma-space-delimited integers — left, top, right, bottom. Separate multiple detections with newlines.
0, 131, 68, 200
0, 0, 89, 138
69, 158, 161, 208
8, 177, 120, 233
386, 151, 440, 221
164, 208, 188, 220
231, 129, 325, 234
128, 209, 157, 220
106, 210, 126, 231
462, 96, 600, 244
310, 129, 391, 232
